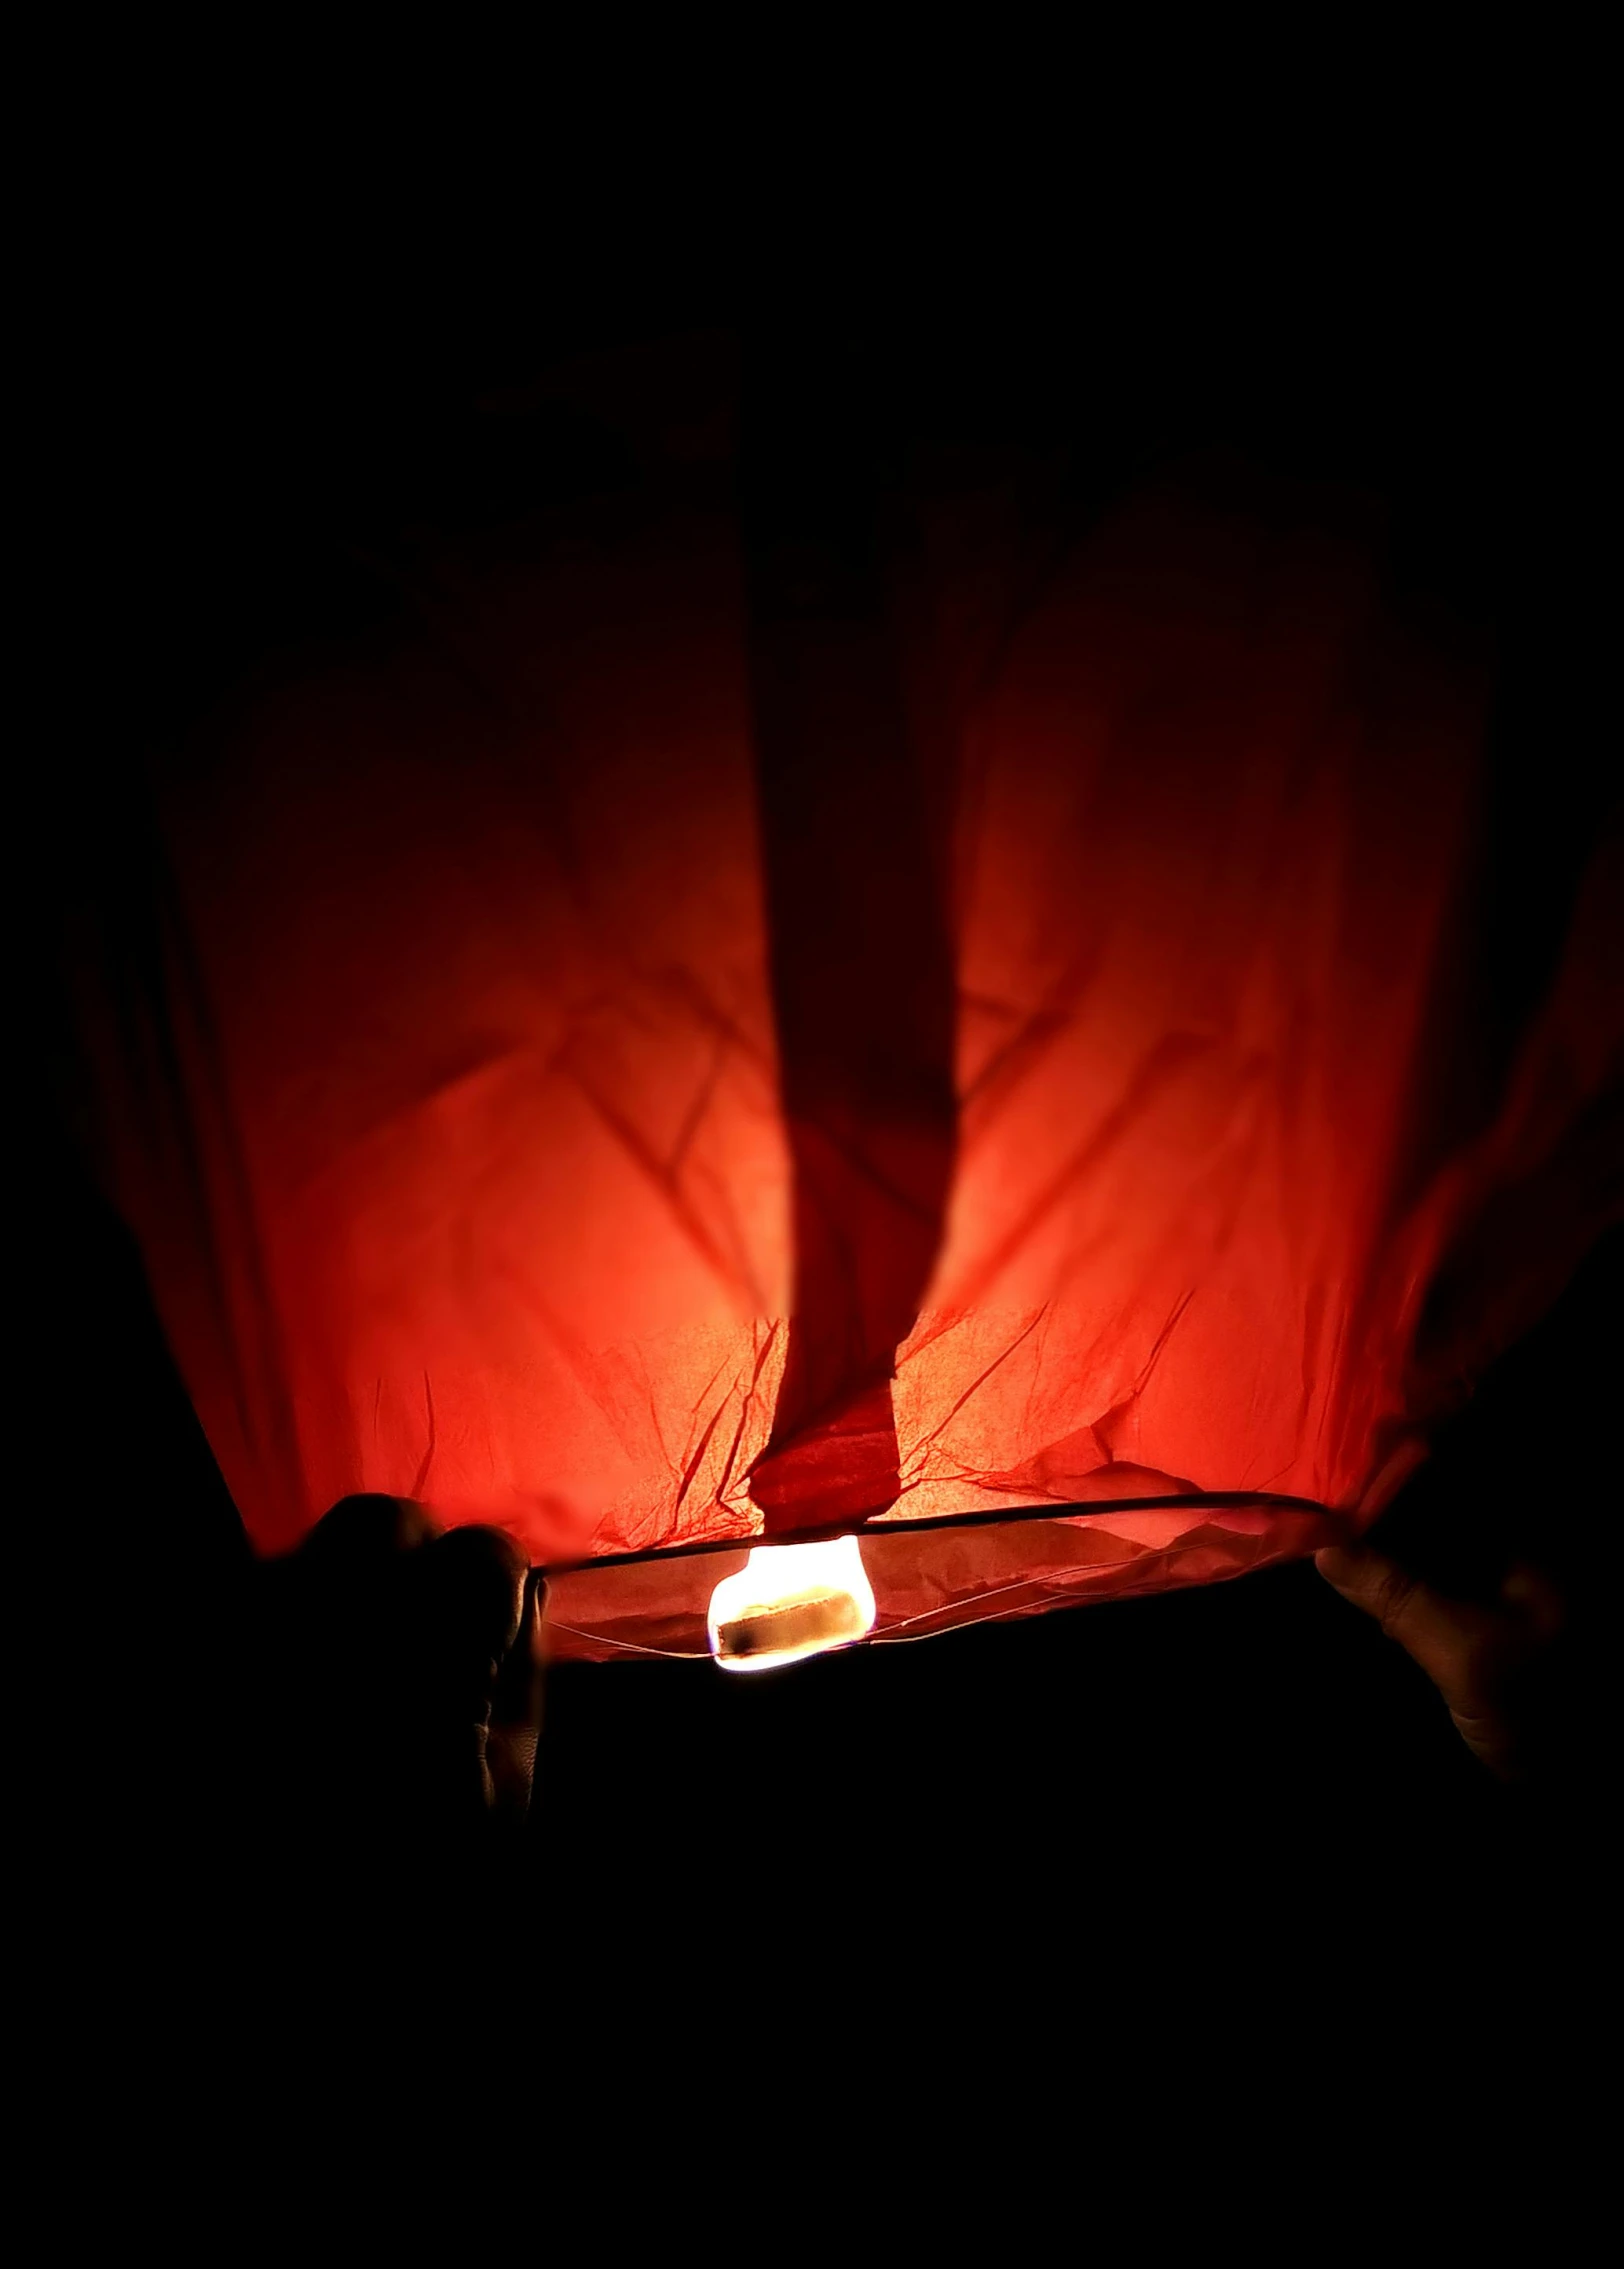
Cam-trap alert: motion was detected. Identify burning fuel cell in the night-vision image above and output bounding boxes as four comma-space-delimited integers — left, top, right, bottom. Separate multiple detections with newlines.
707, 1537, 877, 1672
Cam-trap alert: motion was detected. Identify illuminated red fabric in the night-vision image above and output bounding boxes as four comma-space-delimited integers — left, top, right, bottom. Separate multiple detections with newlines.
70, 340, 1621, 1656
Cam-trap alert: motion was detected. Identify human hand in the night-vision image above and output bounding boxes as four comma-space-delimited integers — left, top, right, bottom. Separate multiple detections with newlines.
237, 1494, 546, 1865
1315, 1540, 1569, 1784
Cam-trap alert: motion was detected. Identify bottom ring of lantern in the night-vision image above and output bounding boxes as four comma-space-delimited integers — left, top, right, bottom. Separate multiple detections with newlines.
538, 1492, 1353, 1667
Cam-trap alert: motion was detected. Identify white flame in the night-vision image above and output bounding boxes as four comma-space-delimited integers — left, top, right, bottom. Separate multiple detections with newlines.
707, 1536, 877, 1673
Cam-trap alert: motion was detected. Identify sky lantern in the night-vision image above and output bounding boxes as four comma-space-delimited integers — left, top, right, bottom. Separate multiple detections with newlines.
63, 328, 1621, 1670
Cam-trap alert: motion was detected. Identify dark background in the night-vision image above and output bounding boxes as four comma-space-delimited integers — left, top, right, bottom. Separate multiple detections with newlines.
26, 195, 1615, 2074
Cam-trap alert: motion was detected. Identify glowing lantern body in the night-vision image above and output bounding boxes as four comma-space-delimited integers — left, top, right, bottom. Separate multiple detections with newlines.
66, 334, 1620, 1660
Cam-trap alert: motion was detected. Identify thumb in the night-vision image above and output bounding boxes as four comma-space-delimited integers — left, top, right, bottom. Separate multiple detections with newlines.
1315, 1543, 1561, 1778
487, 1570, 548, 1825
398, 1525, 529, 1827
1314, 1542, 1481, 1667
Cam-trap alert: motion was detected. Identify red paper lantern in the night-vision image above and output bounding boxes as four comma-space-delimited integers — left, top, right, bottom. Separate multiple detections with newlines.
66, 333, 1620, 1665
